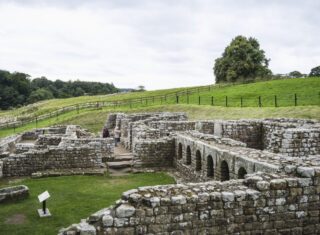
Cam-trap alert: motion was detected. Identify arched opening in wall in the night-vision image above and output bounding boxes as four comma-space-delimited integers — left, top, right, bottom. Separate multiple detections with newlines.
186, 146, 191, 165
238, 167, 247, 179
178, 143, 182, 159
221, 161, 230, 181
196, 150, 201, 171
207, 155, 214, 177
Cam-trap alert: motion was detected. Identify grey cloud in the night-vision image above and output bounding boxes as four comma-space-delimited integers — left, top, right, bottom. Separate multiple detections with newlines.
0, 0, 319, 89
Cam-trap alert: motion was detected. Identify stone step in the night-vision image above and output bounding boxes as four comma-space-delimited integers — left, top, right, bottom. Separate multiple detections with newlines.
113, 155, 133, 161
106, 161, 132, 169
117, 153, 133, 157
108, 167, 131, 177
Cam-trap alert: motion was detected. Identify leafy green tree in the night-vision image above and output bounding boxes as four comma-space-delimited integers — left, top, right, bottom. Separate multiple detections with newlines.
309, 66, 320, 77
27, 88, 54, 103
74, 87, 85, 97
138, 85, 146, 91
214, 35, 271, 83
289, 71, 303, 78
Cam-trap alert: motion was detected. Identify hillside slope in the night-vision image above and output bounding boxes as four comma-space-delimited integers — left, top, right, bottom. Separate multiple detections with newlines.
0, 77, 319, 138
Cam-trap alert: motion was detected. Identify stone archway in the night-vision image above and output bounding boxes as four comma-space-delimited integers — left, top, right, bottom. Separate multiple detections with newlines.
207, 155, 214, 177
238, 167, 247, 179
186, 146, 191, 165
196, 150, 201, 171
221, 160, 230, 181
178, 143, 182, 159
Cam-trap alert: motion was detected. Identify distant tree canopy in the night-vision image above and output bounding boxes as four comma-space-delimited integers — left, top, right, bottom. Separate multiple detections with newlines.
309, 66, 320, 77
288, 71, 303, 78
214, 35, 271, 83
0, 70, 119, 110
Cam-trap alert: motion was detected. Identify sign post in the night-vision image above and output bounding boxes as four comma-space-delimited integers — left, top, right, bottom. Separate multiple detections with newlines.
37, 191, 51, 218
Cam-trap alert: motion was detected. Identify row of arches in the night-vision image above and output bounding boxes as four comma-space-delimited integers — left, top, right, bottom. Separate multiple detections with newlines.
178, 143, 247, 180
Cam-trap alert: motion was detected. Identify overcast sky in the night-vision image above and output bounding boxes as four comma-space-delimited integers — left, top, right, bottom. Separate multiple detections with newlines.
0, 0, 319, 90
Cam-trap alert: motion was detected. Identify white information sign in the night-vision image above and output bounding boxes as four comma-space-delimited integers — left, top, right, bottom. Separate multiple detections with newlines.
38, 191, 50, 203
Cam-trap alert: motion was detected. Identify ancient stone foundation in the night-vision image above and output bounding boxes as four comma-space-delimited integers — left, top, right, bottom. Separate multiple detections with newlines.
0, 185, 29, 203
0, 125, 114, 177
59, 112, 320, 234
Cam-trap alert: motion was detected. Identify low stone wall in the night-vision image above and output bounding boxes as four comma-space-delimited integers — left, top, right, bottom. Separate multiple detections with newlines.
262, 119, 320, 157
0, 185, 29, 203
1, 144, 103, 177
59, 169, 320, 235
133, 138, 174, 168
149, 121, 196, 137
0, 126, 114, 177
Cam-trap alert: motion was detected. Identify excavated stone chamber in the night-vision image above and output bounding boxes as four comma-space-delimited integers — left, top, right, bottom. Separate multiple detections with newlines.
59, 112, 320, 234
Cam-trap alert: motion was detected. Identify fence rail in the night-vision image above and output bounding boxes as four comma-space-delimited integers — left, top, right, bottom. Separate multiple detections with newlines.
0, 83, 319, 131
0, 84, 215, 130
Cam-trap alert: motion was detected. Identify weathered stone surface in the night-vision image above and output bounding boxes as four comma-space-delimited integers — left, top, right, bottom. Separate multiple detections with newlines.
5, 113, 320, 235
116, 204, 136, 218
0, 185, 29, 203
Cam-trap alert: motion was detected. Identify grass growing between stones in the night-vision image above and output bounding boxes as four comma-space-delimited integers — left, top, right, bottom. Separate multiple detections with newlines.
0, 173, 175, 235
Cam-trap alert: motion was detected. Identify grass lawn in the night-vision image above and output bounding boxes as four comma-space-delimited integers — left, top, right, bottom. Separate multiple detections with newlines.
0, 173, 175, 235
181, 77, 320, 107
1, 77, 319, 120
1, 104, 319, 139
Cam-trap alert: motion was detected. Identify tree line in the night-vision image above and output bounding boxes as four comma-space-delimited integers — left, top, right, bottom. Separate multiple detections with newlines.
213, 35, 320, 84
0, 70, 119, 110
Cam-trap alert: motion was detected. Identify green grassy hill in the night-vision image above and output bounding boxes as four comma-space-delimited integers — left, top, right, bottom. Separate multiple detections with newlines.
0, 77, 319, 138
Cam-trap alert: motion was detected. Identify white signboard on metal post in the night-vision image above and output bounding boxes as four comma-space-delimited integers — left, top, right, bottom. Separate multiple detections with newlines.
37, 191, 51, 217
38, 191, 50, 203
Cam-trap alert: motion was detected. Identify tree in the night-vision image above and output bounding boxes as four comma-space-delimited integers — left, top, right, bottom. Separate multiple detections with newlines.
213, 35, 271, 83
27, 88, 53, 103
288, 71, 303, 78
309, 66, 320, 77
74, 87, 85, 97
138, 85, 145, 92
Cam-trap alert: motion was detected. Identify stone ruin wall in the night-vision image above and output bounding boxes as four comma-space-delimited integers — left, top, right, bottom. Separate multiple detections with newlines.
60, 170, 320, 235
60, 112, 320, 234
0, 125, 114, 177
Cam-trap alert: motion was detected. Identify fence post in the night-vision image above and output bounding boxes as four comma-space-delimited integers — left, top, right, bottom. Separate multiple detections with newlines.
198, 96, 200, 105
274, 95, 277, 107
241, 96, 243, 107
36, 116, 38, 128
77, 105, 79, 114
176, 96, 179, 104
130, 101, 132, 109
187, 94, 189, 104
211, 96, 213, 106
294, 94, 297, 106
259, 96, 261, 107
226, 96, 228, 107
165, 95, 167, 101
